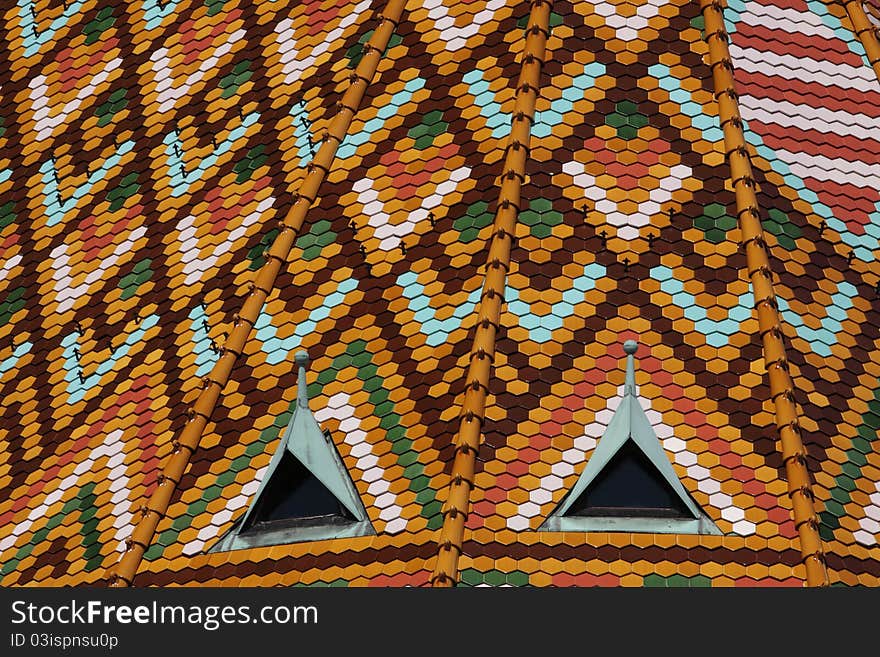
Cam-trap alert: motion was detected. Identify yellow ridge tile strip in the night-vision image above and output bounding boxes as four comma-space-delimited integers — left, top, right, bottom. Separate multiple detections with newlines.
700, 0, 830, 587
106, 0, 408, 587
429, 0, 553, 588
839, 0, 880, 81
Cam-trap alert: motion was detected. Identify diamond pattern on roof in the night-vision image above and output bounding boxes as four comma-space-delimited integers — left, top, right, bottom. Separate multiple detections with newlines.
0, 0, 877, 587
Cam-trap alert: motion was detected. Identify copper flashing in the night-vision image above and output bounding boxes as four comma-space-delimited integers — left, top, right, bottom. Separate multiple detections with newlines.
700, 0, 830, 587
106, 0, 407, 587
428, 0, 553, 588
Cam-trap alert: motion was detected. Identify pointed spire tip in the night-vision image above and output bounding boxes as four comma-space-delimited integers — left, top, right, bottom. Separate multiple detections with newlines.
623, 339, 637, 395
296, 351, 310, 408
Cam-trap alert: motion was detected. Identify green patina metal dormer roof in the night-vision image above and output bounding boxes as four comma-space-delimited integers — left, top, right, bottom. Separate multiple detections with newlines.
541, 341, 721, 535
211, 351, 374, 551
2, 0, 878, 589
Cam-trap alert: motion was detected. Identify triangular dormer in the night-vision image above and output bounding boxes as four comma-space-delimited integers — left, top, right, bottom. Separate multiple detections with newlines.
540, 340, 721, 535
211, 351, 374, 551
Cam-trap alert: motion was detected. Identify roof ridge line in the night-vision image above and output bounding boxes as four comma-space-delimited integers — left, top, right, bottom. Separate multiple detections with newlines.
700, 0, 830, 587
838, 0, 880, 82
429, 0, 554, 588
105, 0, 409, 587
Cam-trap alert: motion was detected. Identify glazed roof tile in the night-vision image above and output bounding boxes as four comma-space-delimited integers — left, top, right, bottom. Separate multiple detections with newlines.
0, 0, 878, 587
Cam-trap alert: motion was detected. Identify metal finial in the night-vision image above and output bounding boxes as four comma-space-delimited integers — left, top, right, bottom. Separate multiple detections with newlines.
623, 340, 638, 395
295, 350, 309, 408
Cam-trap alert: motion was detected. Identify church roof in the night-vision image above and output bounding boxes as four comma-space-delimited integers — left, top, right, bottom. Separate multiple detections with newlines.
0, 0, 878, 587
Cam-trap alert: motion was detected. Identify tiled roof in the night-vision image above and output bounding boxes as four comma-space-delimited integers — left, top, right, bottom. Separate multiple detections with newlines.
866, 0, 880, 27
0, 0, 878, 587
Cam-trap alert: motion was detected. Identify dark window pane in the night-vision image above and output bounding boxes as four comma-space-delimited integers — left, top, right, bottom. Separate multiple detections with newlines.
243, 452, 353, 532
566, 440, 691, 518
